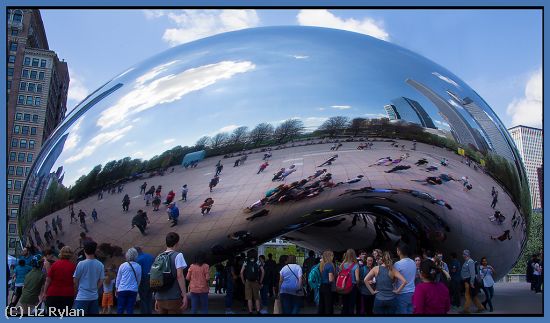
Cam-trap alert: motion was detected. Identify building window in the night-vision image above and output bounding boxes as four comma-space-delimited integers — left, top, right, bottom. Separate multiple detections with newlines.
30, 70, 37, 79
19, 139, 27, 148
22, 69, 29, 78
12, 195, 21, 204
7, 180, 13, 189
32, 58, 39, 67
10, 209, 19, 217
16, 112, 23, 120
8, 166, 15, 175
9, 42, 18, 52
26, 96, 33, 105
11, 138, 18, 147
10, 152, 16, 161
36, 84, 42, 93
16, 167, 23, 176
9, 238, 17, 249
31, 127, 37, 135
29, 140, 35, 149
34, 97, 41, 106
18, 152, 25, 162
9, 224, 17, 234
22, 126, 29, 135
32, 115, 39, 123
7, 195, 10, 204
38, 72, 45, 80
40, 59, 47, 68
8, 55, 16, 63
25, 167, 30, 176
24, 57, 31, 66
17, 95, 24, 104
8, 68, 14, 76
27, 153, 33, 163
27, 83, 35, 92
14, 180, 22, 190
24, 113, 31, 122
19, 82, 26, 91
13, 125, 20, 134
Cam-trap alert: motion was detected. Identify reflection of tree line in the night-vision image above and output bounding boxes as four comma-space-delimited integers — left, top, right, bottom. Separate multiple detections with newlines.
20, 116, 530, 238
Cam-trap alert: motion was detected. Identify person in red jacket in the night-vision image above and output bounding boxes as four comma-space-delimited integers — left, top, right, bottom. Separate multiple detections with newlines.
165, 190, 176, 205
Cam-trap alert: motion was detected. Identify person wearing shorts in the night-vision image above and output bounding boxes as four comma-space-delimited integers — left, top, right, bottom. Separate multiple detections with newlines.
101, 273, 115, 314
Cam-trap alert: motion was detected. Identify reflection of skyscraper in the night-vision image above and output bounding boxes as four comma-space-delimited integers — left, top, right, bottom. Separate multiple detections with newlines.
448, 92, 515, 161
384, 104, 399, 120
406, 79, 480, 150
508, 125, 543, 210
390, 97, 436, 129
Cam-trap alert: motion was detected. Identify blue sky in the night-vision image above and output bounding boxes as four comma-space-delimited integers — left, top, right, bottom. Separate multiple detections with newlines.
40, 9, 542, 128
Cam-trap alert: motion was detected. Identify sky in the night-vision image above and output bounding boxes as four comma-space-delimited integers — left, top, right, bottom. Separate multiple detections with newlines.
40, 9, 542, 129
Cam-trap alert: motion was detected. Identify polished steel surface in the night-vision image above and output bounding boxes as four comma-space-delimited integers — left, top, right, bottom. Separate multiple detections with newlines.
20, 26, 529, 278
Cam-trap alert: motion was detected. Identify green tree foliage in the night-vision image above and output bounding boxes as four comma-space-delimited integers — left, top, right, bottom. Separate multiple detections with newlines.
510, 211, 542, 274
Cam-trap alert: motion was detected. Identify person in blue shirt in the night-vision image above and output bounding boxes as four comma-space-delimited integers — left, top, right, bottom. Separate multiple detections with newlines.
10, 259, 32, 307
317, 250, 335, 315
135, 246, 154, 314
168, 203, 179, 227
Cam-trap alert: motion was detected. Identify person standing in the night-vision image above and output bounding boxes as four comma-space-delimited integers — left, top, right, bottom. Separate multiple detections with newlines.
186, 253, 210, 314
101, 271, 115, 314
224, 257, 238, 314
209, 175, 220, 192
460, 250, 485, 314
9, 259, 32, 307
167, 203, 179, 227
412, 259, 451, 314
122, 194, 131, 212
364, 252, 408, 315
358, 254, 375, 315
240, 250, 264, 314
490, 191, 498, 209
258, 255, 269, 313
278, 255, 303, 314
394, 245, 416, 314
42, 246, 76, 312
301, 251, 318, 304
479, 257, 496, 312
135, 247, 154, 314
116, 248, 142, 314
526, 254, 539, 291
448, 252, 462, 308
154, 232, 189, 314
317, 250, 335, 315
70, 209, 76, 224
264, 254, 277, 298
73, 241, 105, 315
339, 249, 360, 315
78, 210, 89, 233
140, 182, 147, 195
180, 185, 188, 202
51, 218, 59, 236
532, 260, 543, 293
19, 255, 46, 314
215, 163, 224, 176
91, 209, 98, 222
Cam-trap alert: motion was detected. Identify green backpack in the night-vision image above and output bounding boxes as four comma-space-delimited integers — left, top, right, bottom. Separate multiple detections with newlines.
308, 263, 321, 290
150, 251, 176, 292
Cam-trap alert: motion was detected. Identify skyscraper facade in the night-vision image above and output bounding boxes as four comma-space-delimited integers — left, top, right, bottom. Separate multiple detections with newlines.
508, 125, 543, 210
7, 9, 70, 254
390, 97, 436, 129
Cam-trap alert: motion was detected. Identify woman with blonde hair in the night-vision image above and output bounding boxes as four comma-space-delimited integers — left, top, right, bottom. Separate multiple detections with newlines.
364, 251, 407, 314
339, 249, 360, 314
42, 246, 76, 312
317, 250, 335, 314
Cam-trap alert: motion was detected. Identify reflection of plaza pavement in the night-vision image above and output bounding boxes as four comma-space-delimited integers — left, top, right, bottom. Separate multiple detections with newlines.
36, 139, 525, 270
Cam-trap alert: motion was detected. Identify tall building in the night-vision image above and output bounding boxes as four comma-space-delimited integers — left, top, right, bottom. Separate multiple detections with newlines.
537, 166, 543, 209
508, 125, 543, 210
390, 97, 436, 129
384, 104, 399, 120
7, 9, 70, 255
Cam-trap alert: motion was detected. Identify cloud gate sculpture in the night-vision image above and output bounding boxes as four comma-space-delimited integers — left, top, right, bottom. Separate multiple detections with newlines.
20, 26, 530, 279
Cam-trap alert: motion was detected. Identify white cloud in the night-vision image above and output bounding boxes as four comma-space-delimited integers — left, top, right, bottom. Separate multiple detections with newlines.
97, 60, 256, 129
432, 72, 460, 88
64, 117, 84, 151
163, 138, 176, 145
297, 10, 389, 41
218, 125, 240, 133
506, 68, 542, 128
124, 141, 136, 147
302, 117, 329, 129
144, 9, 260, 46
67, 68, 89, 104
65, 125, 133, 164
331, 105, 351, 110
292, 55, 309, 59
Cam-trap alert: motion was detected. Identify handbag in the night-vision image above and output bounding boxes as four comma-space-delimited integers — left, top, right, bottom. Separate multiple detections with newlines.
273, 298, 281, 314
286, 265, 306, 296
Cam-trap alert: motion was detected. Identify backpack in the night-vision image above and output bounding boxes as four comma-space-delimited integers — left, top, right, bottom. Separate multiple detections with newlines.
150, 251, 176, 292
335, 263, 355, 294
308, 263, 321, 290
244, 259, 260, 282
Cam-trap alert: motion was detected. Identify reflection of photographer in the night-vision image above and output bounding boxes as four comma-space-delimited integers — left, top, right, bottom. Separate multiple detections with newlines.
433, 253, 450, 283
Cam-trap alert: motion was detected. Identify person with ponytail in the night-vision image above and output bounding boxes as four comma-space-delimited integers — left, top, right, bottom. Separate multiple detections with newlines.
317, 250, 335, 314
364, 251, 407, 314
412, 259, 451, 314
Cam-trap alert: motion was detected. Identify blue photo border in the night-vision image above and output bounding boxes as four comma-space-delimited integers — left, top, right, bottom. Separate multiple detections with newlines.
1, 0, 547, 322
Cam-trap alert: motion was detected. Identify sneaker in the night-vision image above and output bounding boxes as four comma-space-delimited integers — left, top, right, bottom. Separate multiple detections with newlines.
259, 309, 268, 314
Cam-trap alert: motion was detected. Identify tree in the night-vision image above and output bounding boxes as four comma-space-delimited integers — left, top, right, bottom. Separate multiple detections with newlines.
274, 119, 304, 143
348, 117, 367, 136
210, 133, 229, 149
318, 116, 350, 137
511, 211, 541, 274
195, 136, 211, 149
249, 123, 274, 146
230, 126, 249, 145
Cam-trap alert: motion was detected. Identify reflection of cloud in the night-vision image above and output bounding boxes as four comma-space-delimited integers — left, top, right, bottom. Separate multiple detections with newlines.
297, 10, 389, 41
136, 61, 179, 86
65, 125, 133, 164
97, 60, 255, 129
434, 119, 450, 128
432, 72, 460, 88
302, 117, 329, 129
163, 138, 176, 145
144, 10, 260, 46
124, 141, 136, 147
292, 55, 309, 59
364, 113, 386, 118
67, 68, 90, 104
218, 125, 240, 133
507, 67, 542, 128
64, 117, 84, 150
331, 105, 351, 110
133, 151, 145, 157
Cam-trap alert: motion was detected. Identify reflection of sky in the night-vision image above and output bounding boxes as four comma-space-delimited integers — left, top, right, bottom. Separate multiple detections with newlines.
38, 27, 508, 187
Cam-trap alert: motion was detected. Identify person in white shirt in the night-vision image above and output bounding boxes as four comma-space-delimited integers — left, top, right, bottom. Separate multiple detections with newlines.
278, 255, 303, 314
479, 257, 495, 312
116, 248, 142, 314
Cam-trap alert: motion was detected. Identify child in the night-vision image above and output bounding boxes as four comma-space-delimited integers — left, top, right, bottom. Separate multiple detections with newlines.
101, 271, 115, 314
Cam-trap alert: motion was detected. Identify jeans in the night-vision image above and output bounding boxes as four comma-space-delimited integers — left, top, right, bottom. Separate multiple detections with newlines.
116, 290, 137, 314
395, 292, 414, 314
358, 293, 375, 315
260, 282, 268, 307
317, 284, 333, 314
190, 292, 208, 314
280, 293, 302, 314
225, 278, 234, 309
73, 299, 100, 315
373, 297, 397, 315
482, 286, 494, 311
138, 281, 153, 314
